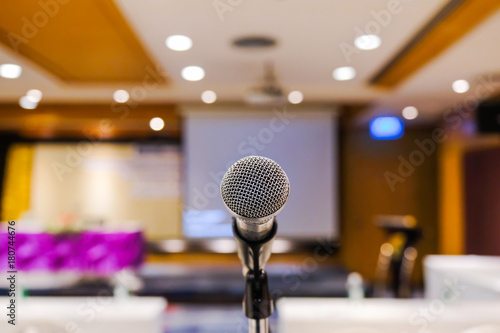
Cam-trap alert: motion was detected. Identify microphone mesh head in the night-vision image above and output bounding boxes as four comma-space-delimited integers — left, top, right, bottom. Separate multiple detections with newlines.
221, 156, 290, 219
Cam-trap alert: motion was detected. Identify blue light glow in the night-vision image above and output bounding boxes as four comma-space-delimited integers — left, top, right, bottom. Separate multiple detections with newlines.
370, 117, 404, 140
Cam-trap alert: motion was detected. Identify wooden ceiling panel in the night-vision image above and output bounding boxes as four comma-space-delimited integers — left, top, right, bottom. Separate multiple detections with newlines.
0, 104, 180, 139
371, 0, 500, 88
0, 0, 167, 83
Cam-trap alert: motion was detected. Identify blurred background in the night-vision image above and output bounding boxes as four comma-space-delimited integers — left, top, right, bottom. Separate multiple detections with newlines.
1, 0, 500, 332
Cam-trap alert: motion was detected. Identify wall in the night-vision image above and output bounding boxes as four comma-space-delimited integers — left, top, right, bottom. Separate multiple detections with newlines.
29, 143, 182, 239
340, 128, 439, 282
437, 132, 500, 255
437, 140, 465, 254
464, 147, 500, 255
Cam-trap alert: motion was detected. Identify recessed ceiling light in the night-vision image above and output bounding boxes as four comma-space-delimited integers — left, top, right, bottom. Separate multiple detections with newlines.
354, 34, 381, 50
181, 66, 205, 81
113, 90, 130, 103
150, 117, 165, 131
166, 35, 192, 51
452, 79, 469, 93
333, 66, 356, 81
201, 90, 217, 104
288, 91, 303, 104
19, 96, 37, 109
402, 106, 419, 120
0, 64, 22, 79
26, 89, 42, 103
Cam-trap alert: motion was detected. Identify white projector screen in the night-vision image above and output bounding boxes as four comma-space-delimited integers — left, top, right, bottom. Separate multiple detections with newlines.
183, 107, 338, 240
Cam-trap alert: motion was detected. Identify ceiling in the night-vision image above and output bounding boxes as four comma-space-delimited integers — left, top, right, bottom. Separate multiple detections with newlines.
0, 0, 500, 125
0, 0, 165, 83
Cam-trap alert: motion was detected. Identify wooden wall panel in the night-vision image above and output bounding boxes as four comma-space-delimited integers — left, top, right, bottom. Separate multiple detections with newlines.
464, 147, 500, 255
340, 129, 439, 283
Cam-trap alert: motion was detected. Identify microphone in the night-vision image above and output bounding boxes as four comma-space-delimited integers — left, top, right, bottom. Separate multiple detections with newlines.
220, 156, 289, 333
220, 155, 290, 241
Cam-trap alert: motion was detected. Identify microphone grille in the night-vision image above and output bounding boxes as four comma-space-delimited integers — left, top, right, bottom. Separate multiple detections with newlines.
221, 156, 290, 219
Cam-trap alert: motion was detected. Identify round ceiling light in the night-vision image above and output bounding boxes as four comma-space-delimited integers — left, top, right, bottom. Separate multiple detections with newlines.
333, 66, 356, 81
19, 96, 37, 109
150, 117, 165, 131
201, 90, 217, 104
354, 34, 382, 50
166, 35, 193, 51
402, 106, 419, 120
0, 64, 22, 79
181, 66, 205, 81
288, 91, 304, 104
452, 79, 470, 93
26, 89, 42, 103
113, 90, 130, 103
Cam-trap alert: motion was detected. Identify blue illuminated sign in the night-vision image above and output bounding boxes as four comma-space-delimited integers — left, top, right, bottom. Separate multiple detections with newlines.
370, 117, 404, 140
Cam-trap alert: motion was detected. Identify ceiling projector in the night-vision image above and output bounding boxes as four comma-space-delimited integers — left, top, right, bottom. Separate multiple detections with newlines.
244, 62, 286, 106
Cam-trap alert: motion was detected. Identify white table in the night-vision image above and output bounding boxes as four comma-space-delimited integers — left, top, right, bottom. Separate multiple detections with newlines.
278, 298, 500, 333
0, 296, 166, 333
425, 255, 500, 301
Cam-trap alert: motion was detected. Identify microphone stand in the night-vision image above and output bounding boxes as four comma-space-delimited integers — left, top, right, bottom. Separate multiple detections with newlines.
232, 218, 277, 333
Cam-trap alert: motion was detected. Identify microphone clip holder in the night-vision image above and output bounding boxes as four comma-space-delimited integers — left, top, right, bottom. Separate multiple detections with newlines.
232, 217, 277, 326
